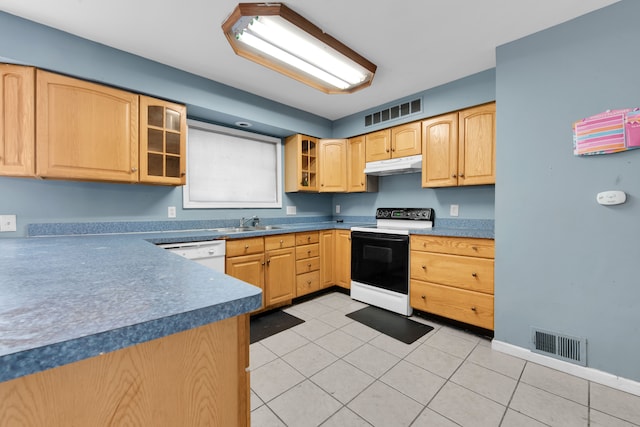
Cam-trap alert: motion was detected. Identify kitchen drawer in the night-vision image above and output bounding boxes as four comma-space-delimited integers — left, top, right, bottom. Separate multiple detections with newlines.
410, 280, 494, 330
410, 251, 494, 294
265, 233, 295, 250
411, 235, 494, 258
296, 257, 320, 274
296, 243, 320, 260
296, 270, 320, 296
295, 231, 319, 245
226, 237, 264, 257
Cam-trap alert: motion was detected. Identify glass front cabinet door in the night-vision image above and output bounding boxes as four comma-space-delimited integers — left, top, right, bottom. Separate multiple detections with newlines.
139, 96, 187, 185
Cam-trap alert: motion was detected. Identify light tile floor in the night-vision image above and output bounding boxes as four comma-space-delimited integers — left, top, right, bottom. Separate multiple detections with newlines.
250, 291, 640, 427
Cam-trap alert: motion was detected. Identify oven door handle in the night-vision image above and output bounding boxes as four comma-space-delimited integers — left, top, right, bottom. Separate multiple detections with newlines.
353, 234, 409, 244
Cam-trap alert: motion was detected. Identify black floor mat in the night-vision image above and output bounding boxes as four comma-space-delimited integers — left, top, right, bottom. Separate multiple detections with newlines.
346, 306, 434, 344
250, 310, 305, 344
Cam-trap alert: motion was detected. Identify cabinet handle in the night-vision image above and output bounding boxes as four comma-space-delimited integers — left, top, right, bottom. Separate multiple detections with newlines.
421, 295, 426, 300
472, 246, 478, 251
266, 259, 271, 266
181, 171, 186, 177
452, 174, 457, 178
245, 245, 249, 249
472, 272, 477, 277
460, 173, 465, 178
307, 263, 312, 268
421, 265, 427, 270
391, 147, 395, 152
307, 280, 311, 285
471, 306, 477, 311
307, 250, 311, 255
131, 167, 138, 172
307, 236, 311, 241
261, 262, 265, 266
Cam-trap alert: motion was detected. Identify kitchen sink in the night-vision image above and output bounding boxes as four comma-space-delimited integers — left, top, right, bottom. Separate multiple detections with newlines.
208, 225, 283, 233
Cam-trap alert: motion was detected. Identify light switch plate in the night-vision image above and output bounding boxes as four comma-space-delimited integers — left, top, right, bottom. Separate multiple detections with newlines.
167, 206, 177, 218
0, 215, 17, 232
286, 206, 297, 215
450, 204, 459, 217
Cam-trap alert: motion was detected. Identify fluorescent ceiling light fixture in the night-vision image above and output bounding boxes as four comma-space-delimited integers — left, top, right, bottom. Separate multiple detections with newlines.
222, 3, 376, 94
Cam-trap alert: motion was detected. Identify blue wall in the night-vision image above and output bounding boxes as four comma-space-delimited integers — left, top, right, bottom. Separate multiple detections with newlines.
495, 0, 640, 381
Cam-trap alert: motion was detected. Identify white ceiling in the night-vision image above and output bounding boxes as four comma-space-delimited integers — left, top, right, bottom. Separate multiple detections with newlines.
0, 0, 620, 120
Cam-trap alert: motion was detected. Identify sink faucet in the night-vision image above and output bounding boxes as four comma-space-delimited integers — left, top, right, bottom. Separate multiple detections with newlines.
240, 215, 259, 227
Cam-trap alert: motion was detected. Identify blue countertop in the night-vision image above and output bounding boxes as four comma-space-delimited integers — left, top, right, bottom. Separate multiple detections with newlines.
1, 217, 493, 383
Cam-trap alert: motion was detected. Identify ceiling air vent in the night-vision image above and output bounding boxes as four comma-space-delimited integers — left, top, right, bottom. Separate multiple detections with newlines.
365, 98, 422, 127
531, 327, 586, 366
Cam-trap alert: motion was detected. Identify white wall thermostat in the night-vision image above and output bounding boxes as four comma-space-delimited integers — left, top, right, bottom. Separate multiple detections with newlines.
596, 190, 626, 205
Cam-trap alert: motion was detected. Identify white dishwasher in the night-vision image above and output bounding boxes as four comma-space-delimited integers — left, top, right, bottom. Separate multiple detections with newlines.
159, 240, 226, 273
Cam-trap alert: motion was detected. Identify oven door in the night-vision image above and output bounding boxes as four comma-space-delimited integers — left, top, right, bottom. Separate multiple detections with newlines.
351, 231, 409, 294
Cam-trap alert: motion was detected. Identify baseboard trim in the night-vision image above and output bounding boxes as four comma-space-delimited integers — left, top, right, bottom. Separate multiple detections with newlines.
492, 340, 640, 397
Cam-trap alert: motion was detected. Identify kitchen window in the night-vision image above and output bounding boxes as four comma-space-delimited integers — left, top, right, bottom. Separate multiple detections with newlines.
183, 120, 282, 208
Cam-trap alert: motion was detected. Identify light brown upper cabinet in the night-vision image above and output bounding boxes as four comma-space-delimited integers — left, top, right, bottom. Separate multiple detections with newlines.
139, 96, 186, 185
365, 122, 421, 162
318, 138, 347, 192
422, 102, 495, 188
284, 134, 319, 192
0, 64, 35, 177
347, 135, 378, 193
36, 70, 140, 183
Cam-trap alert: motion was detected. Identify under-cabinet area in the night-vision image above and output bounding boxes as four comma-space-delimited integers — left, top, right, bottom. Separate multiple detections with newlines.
0, 63, 186, 185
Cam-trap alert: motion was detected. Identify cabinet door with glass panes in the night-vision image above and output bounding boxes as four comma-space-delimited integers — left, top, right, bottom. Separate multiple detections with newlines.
284, 134, 318, 192
139, 96, 186, 185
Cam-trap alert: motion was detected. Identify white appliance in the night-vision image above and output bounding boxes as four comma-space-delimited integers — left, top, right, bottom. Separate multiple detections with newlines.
159, 240, 226, 273
351, 208, 434, 316
363, 154, 422, 176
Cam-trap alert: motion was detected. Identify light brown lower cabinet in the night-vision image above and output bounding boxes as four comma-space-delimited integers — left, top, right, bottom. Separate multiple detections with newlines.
226, 235, 296, 310
0, 315, 250, 426
334, 230, 351, 289
410, 235, 495, 330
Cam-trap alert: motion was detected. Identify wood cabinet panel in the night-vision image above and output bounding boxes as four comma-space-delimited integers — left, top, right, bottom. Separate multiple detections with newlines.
318, 138, 347, 192
458, 103, 496, 186
284, 134, 318, 192
411, 281, 494, 330
225, 253, 265, 310
421, 112, 458, 187
391, 122, 421, 157
347, 135, 378, 193
265, 234, 295, 251
364, 129, 391, 162
227, 237, 265, 257
296, 257, 320, 274
139, 96, 186, 185
296, 270, 320, 296
0, 316, 250, 427
410, 252, 494, 294
295, 243, 319, 260
320, 230, 335, 288
411, 235, 495, 258
36, 70, 139, 182
334, 230, 351, 288
265, 247, 296, 306
0, 64, 35, 177
295, 231, 319, 245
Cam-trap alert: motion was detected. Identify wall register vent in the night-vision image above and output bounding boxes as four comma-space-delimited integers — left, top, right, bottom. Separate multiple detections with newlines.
364, 98, 422, 127
531, 327, 586, 366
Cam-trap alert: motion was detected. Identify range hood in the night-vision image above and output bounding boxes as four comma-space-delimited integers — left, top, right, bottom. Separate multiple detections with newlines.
363, 154, 422, 176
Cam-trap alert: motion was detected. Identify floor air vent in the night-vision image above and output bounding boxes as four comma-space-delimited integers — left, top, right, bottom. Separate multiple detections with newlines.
531, 328, 586, 366
365, 98, 422, 127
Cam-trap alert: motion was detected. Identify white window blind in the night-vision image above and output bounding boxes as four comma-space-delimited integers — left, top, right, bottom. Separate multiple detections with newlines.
183, 120, 282, 208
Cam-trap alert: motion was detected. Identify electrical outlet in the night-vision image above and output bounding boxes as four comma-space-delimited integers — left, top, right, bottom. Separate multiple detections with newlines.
0, 215, 17, 232
286, 206, 296, 215
335, 204, 341, 214
167, 206, 176, 218
450, 204, 459, 217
